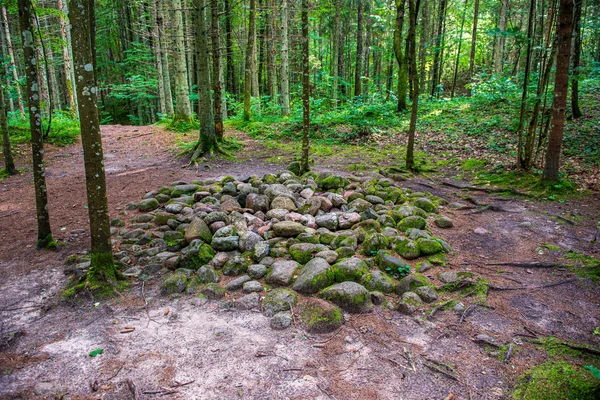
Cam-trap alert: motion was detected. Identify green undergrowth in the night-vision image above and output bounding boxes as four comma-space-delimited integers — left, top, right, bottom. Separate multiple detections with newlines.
156, 115, 200, 132
7, 111, 80, 146
512, 337, 600, 399
564, 251, 600, 283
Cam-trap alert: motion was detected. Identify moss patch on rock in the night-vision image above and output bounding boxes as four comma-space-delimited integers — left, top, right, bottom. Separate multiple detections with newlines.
299, 298, 343, 333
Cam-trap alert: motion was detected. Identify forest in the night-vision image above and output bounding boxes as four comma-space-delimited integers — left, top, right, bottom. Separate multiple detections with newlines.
0, 0, 599, 399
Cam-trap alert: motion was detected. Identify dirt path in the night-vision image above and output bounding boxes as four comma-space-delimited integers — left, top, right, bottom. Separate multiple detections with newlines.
1, 125, 599, 399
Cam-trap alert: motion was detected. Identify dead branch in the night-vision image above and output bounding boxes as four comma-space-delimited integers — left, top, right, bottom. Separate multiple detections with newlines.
0, 210, 19, 218
107, 364, 124, 381
423, 358, 459, 381
428, 300, 454, 320
504, 343, 514, 364
465, 261, 574, 269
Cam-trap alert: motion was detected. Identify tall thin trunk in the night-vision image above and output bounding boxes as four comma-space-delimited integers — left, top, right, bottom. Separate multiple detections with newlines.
467, 0, 480, 96
571, 0, 583, 118
300, 0, 310, 173
57, 0, 77, 114
224, 0, 235, 99
280, 0, 290, 116
494, 0, 508, 73
451, 0, 468, 98
406, 0, 419, 171
517, 0, 536, 168
244, 0, 257, 120
1, 7, 25, 119
211, 0, 224, 139
418, 0, 428, 90
192, 0, 218, 159
0, 54, 16, 175
394, 0, 407, 111
41, 16, 61, 111
332, 0, 341, 107
70, 0, 116, 283
354, 0, 364, 97
152, 0, 167, 116
431, 0, 447, 97
363, 1, 371, 95
266, 0, 276, 99
17, 0, 53, 248
543, 0, 574, 182
158, 0, 175, 116
172, 0, 192, 120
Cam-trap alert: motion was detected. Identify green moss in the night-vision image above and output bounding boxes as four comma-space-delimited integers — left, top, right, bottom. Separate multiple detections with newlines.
427, 252, 448, 266
397, 216, 427, 231
564, 251, 600, 283
417, 238, 444, 256
461, 158, 487, 171
300, 300, 343, 333
37, 233, 58, 250
511, 361, 600, 400
63, 252, 127, 299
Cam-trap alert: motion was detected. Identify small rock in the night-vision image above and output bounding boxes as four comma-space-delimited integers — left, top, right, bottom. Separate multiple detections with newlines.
414, 286, 438, 303
225, 275, 251, 291
315, 213, 338, 230
438, 271, 459, 284
319, 282, 372, 313
272, 221, 306, 237
270, 311, 293, 330
434, 215, 453, 228
235, 293, 260, 310
248, 264, 268, 279
242, 280, 262, 293
266, 260, 300, 286
262, 288, 297, 317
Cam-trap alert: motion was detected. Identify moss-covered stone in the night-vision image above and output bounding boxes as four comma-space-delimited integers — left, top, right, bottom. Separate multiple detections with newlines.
330, 257, 368, 282
200, 283, 226, 299
413, 197, 437, 213
361, 232, 390, 256
397, 215, 427, 231
319, 282, 372, 313
161, 273, 188, 294
292, 258, 334, 294
318, 174, 349, 190
185, 277, 202, 294
434, 215, 453, 228
300, 298, 343, 333
289, 243, 328, 264
154, 212, 177, 226
396, 273, 430, 295
222, 256, 250, 276
287, 161, 301, 176
163, 231, 186, 251
394, 238, 421, 260
171, 184, 199, 197
138, 198, 159, 212
262, 288, 298, 317
417, 238, 444, 256
362, 270, 395, 293
197, 265, 220, 283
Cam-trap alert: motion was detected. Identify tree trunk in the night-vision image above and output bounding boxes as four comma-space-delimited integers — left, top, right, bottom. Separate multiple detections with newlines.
451, 0, 468, 98
354, 0, 364, 97
467, 0, 480, 96
494, 0, 507, 73
210, 0, 224, 139
332, 0, 340, 107
0, 55, 16, 175
394, 0, 407, 111
517, 0, 536, 168
69, 0, 117, 285
192, 0, 219, 159
172, 0, 192, 121
406, 0, 419, 171
280, 0, 290, 116
300, 0, 310, 174
41, 16, 62, 112
431, 0, 447, 97
17, 0, 53, 248
57, 0, 77, 114
363, 1, 371, 96
158, 0, 175, 116
1, 7, 25, 119
418, 0, 429, 90
571, 0, 583, 118
152, 0, 167, 116
265, 0, 275, 99
244, 0, 257, 120
224, 0, 235, 99
543, 0, 574, 182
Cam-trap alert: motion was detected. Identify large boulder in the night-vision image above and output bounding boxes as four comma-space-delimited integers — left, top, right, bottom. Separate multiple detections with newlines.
184, 218, 213, 244
266, 260, 300, 286
292, 257, 334, 294
331, 257, 368, 282
319, 282, 371, 313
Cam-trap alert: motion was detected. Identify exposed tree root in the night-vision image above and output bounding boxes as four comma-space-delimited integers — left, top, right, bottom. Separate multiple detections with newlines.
439, 180, 538, 199
487, 277, 578, 291
473, 261, 575, 269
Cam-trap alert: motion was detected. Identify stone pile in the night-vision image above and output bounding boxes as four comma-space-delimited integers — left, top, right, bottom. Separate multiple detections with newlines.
111, 168, 457, 332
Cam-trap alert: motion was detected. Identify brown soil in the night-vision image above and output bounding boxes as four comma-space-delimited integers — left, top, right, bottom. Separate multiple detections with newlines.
1, 125, 599, 399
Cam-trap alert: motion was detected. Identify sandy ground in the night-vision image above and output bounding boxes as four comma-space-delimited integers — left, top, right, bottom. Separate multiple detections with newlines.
1, 125, 599, 399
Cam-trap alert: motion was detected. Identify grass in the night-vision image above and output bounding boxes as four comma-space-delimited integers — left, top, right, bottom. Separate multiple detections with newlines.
7, 110, 80, 146
563, 251, 600, 283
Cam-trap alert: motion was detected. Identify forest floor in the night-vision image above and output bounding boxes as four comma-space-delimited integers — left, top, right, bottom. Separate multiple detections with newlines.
0, 125, 599, 399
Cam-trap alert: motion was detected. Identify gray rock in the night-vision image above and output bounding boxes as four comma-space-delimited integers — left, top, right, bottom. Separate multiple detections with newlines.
266, 208, 289, 220
319, 282, 371, 313
204, 211, 228, 225
122, 228, 145, 239
265, 184, 294, 201
396, 292, 422, 314
438, 271, 459, 284
138, 198, 159, 211
300, 188, 314, 199
272, 221, 306, 238
239, 231, 263, 253
248, 264, 268, 279
266, 260, 300, 286
262, 288, 298, 317
235, 293, 260, 310
315, 250, 338, 264
331, 257, 368, 282
270, 311, 293, 330
315, 213, 338, 230
222, 256, 249, 276
253, 241, 270, 260
327, 193, 347, 207
197, 265, 221, 283
415, 286, 438, 303
365, 195, 385, 205
172, 184, 199, 197
348, 198, 372, 212
211, 236, 240, 251
292, 257, 333, 294
396, 274, 429, 295
270, 196, 297, 211
362, 270, 395, 293
226, 275, 251, 291
434, 215, 454, 228
242, 280, 262, 293
338, 212, 361, 229
165, 203, 184, 214
214, 225, 236, 238
453, 302, 466, 312
184, 217, 213, 243
210, 252, 229, 269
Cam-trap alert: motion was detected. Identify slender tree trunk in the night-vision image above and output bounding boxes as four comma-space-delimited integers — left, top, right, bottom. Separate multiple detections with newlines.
300, 0, 310, 173
210, 0, 224, 139
17, 0, 53, 248
467, 0, 480, 96
406, 0, 419, 171
251, 3, 259, 113
192, 0, 219, 159
244, 0, 257, 120
172, 0, 192, 121
517, 0, 536, 168
57, 0, 77, 114
0, 60, 16, 175
69, 0, 117, 284
0, 19, 14, 113
151, 0, 167, 116
354, 0, 364, 97
2, 7, 25, 119
394, 0, 407, 111
224, 0, 235, 99
332, 0, 340, 107
280, 0, 290, 116
41, 16, 62, 111
418, 0, 428, 90
571, 0, 583, 118
494, 0, 508, 73
431, 0, 447, 97
158, 0, 175, 116
544, 0, 574, 182
363, 1, 371, 96
265, 0, 274, 99
451, 0, 468, 98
